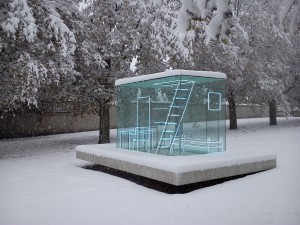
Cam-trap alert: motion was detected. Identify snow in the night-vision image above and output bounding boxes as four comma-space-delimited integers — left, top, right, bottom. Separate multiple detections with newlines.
1, 0, 37, 42
1, 117, 300, 225
206, 0, 232, 43
280, 0, 295, 29
78, 1, 89, 11
290, 2, 300, 34
115, 70, 227, 86
279, 0, 300, 34
130, 55, 138, 72
176, 0, 242, 45
177, 2, 191, 35
177, 0, 214, 35
47, 14, 77, 57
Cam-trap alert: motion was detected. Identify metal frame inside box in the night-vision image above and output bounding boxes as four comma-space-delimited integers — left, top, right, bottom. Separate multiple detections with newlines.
116, 70, 227, 156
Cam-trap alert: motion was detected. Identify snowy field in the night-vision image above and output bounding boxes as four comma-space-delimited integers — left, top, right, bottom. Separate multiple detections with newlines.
0, 117, 300, 225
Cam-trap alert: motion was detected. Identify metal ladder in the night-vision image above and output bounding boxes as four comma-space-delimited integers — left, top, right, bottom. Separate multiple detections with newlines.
156, 80, 195, 154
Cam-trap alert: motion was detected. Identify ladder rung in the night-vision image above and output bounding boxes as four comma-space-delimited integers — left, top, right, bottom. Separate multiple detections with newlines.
154, 122, 177, 125
171, 105, 184, 108
163, 130, 174, 133
162, 138, 171, 140
175, 97, 186, 100
170, 114, 180, 117
153, 108, 168, 110
159, 146, 170, 149
181, 82, 194, 85
176, 88, 189, 91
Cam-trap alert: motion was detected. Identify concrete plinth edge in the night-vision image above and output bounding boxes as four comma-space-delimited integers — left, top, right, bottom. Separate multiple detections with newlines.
76, 144, 277, 186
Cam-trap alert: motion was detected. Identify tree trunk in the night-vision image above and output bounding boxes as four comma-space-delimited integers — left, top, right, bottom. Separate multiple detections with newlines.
269, 99, 277, 126
98, 57, 112, 144
228, 91, 238, 130
98, 101, 110, 144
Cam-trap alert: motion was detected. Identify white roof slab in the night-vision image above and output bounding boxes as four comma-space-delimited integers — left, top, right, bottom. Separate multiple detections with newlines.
115, 70, 227, 86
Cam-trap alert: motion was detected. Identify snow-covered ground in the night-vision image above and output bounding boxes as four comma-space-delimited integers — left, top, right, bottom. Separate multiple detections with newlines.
0, 117, 299, 225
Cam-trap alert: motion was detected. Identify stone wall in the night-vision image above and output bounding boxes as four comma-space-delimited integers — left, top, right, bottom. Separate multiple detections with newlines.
227, 105, 269, 119
0, 108, 117, 139
0, 105, 285, 139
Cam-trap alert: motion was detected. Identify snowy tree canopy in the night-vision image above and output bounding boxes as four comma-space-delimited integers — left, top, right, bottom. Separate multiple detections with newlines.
136, 0, 247, 62
0, 0, 298, 118
234, 0, 297, 115
1, 0, 37, 42
177, 0, 243, 44
48, 0, 148, 115
0, 0, 106, 112
177, 0, 248, 44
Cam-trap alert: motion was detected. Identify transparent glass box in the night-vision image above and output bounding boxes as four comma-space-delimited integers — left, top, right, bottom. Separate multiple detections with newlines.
116, 70, 226, 156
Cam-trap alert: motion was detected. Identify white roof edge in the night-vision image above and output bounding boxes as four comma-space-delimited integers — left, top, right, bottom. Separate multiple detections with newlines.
115, 70, 227, 86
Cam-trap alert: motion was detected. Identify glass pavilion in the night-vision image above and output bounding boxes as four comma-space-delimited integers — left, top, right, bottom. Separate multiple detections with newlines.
115, 70, 226, 156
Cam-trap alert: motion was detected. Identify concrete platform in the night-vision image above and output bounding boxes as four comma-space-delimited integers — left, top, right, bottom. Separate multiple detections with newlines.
76, 144, 277, 186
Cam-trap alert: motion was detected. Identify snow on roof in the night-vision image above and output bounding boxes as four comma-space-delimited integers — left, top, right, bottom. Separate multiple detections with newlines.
115, 70, 226, 86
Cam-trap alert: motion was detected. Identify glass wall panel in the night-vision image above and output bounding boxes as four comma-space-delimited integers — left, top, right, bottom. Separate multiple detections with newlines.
116, 73, 226, 156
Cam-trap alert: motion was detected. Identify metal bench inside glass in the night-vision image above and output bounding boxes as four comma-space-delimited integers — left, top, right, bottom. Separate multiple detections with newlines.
116, 70, 226, 156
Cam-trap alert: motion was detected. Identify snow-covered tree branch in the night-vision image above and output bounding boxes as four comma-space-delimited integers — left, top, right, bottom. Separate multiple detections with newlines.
0, 0, 106, 112
280, 0, 300, 34
177, 0, 246, 44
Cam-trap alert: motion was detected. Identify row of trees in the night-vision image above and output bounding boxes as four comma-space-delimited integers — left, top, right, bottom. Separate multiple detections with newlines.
0, 0, 299, 142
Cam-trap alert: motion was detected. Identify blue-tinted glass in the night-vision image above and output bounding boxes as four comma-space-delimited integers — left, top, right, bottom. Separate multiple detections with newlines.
116, 74, 226, 155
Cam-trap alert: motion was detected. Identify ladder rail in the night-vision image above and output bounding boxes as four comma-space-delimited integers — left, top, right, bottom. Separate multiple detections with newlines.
156, 81, 181, 154
136, 96, 151, 151
169, 81, 195, 154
